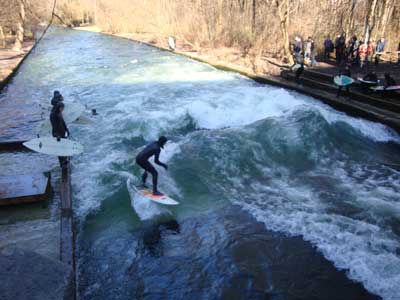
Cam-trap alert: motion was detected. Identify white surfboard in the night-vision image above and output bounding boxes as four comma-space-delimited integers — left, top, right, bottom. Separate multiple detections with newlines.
131, 184, 179, 205
371, 85, 400, 91
334, 75, 354, 86
358, 77, 378, 85
73, 115, 94, 125
23, 137, 83, 156
61, 102, 85, 123
42, 102, 85, 123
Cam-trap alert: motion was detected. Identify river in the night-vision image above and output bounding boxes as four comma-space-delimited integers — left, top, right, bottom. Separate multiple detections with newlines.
1, 27, 399, 300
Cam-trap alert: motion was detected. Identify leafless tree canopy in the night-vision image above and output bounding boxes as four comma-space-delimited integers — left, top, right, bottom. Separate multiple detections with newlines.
1, 0, 399, 58
90, 0, 400, 58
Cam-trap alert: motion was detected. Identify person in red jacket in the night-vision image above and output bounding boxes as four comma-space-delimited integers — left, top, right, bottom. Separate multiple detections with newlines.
359, 41, 373, 69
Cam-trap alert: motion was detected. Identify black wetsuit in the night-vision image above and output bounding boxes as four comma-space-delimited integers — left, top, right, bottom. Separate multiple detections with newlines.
364, 73, 378, 82
50, 109, 69, 167
383, 76, 397, 99
136, 141, 167, 193
361, 73, 378, 92
51, 96, 63, 107
385, 76, 396, 88
50, 110, 69, 138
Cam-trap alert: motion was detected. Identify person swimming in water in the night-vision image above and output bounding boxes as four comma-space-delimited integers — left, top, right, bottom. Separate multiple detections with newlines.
136, 136, 168, 196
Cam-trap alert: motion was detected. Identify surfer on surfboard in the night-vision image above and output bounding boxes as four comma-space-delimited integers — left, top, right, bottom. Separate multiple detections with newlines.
136, 136, 168, 196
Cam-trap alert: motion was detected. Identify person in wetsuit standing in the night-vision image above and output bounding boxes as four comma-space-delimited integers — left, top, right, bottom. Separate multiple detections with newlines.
50, 102, 70, 168
136, 136, 168, 196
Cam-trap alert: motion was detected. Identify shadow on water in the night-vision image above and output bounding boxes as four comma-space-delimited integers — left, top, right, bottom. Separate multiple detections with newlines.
78, 205, 381, 300
140, 219, 180, 257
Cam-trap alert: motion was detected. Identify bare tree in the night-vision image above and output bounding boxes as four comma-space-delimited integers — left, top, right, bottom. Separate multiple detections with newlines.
363, 0, 378, 44
49, 0, 400, 63
275, 0, 293, 65
13, 0, 26, 51
252, 0, 256, 33
345, 0, 356, 39
375, 0, 394, 40
0, 26, 5, 48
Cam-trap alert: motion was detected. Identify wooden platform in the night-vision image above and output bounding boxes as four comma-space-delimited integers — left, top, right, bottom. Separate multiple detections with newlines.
0, 173, 51, 206
0, 140, 29, 151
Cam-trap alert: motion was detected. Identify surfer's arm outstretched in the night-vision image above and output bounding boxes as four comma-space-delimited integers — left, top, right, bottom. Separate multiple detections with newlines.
154, 150, 168, 170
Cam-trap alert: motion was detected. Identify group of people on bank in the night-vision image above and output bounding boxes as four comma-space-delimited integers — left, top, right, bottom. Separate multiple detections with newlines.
323, 35, 396, 68
293, 35, 400, 68
291, 34, 398, 98
49, 91, 167, 196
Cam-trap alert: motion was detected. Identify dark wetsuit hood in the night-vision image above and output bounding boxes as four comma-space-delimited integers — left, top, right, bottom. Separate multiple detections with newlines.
51, 91, 63, 107
158, 136, 168, 148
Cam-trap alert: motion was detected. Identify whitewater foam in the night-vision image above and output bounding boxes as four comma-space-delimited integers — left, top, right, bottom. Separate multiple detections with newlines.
126, 179, 170, 221
222, 159, 400, 300
60, 33, 400, 299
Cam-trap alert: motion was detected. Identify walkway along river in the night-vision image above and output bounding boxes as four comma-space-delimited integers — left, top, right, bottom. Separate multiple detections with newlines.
1, 28, 400, 300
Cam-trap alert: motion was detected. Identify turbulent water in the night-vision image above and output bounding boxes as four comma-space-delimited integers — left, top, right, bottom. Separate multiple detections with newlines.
1, 28, 400, 300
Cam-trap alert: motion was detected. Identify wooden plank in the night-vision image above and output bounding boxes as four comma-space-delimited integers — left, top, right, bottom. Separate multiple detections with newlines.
0, 140, 29, 151
0, 173, 51, 206
59, 163, 76, 299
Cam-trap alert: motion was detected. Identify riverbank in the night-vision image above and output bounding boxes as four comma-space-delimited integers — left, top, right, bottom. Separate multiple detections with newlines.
0, 40, 35, 91
75, 26, 400, 133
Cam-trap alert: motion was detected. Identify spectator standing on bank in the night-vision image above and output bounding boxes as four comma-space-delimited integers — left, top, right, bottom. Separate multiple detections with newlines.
293, 36, 302, 55
304, 37, 316, 67
305, 37, 313, 59
354, 39, 362, 66
359, 41, 373, 69
335, 34, 346, 65
336, 65, 352, 98
358, 42, 367, 68
376, 38, 386, 52
367, 41, 374, 65
375, 38, 385, 65
293, 52, 305, 82
324, 36, 334, 60
347, 36, 357, 63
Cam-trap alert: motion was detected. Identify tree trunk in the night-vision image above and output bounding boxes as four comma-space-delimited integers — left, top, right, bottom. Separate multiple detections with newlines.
252, 0, 256, 34
275, 0, 293, 65
364, 0, 378, 44
345, 0, 356, 39
13, 0, 26, 51
0, 26, 5, 48
238, 0, 245, 13
378, 0, 394, 39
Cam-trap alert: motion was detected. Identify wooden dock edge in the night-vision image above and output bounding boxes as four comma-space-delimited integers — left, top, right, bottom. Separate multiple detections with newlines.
60, 164, 76, 300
